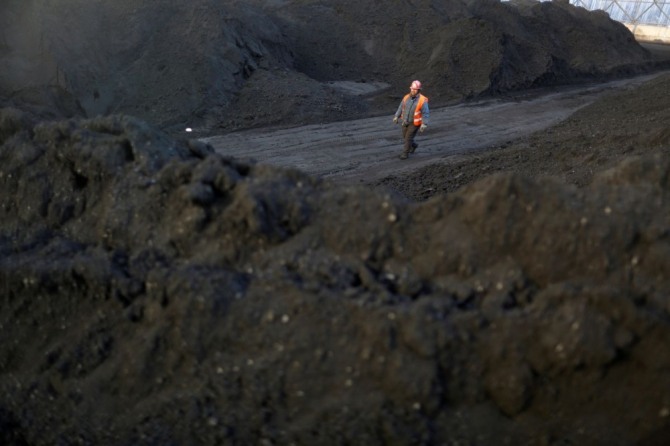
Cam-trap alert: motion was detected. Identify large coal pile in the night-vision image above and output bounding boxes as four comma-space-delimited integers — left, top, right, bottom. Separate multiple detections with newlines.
0, 1, 294, 133
0, 0, 655, 134
3, 107, 670, 444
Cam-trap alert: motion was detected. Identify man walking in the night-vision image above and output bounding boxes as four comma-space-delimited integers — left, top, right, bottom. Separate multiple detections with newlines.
393, 80, 429, 160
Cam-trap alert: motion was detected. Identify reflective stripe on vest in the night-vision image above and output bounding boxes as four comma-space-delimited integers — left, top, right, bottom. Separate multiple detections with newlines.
402, 93, 428, 126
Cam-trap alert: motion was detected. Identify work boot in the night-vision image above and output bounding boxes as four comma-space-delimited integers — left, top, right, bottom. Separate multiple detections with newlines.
399, 153, 408, 160
410, 142, 418, 153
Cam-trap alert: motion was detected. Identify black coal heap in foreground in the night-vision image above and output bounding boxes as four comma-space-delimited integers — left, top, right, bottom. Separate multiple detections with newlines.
2, 107, 670, 444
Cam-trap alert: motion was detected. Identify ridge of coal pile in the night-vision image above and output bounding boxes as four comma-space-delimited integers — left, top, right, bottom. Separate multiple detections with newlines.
0, 0, 658, 135
3, 106, 670, 445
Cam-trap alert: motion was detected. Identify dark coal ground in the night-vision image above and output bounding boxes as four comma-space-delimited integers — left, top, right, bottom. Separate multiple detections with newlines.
374, 59, 670, 201
3, 1, 670, 445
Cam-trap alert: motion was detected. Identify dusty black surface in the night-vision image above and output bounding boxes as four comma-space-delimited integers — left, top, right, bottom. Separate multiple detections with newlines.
3, 1, 670, 445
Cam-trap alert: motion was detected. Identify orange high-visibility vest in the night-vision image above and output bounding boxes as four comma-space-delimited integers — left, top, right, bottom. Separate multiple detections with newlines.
401, 93, 428, 126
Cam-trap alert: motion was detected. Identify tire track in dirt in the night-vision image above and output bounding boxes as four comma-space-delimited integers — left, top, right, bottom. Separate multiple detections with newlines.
203, 71, 667, 185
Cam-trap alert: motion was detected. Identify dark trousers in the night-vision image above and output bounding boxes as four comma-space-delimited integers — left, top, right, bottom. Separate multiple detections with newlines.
402, 123, 420, 155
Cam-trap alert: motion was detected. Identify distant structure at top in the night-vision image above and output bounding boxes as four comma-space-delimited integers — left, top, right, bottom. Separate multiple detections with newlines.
575, 0, 670, 42
506, 0, 670, 43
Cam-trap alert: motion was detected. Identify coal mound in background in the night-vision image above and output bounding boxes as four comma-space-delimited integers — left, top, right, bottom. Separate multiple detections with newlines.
0, 0, 656, 135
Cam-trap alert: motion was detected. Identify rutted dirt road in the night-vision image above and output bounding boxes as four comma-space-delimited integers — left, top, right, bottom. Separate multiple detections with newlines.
204, 71, 668, 185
